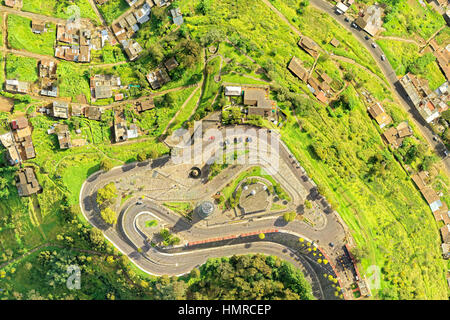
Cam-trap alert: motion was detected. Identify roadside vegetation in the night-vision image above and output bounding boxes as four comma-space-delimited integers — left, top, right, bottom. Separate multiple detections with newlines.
376, 39, 445, 90
163, 202, 194, 220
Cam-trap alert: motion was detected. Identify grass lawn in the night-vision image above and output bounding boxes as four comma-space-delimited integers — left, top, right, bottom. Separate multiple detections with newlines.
169, 87, 202, 132
219, 166, 289, 202
7, 15, 56, 57
56, 61, 91, 103
5, 54, 38, 82
163, 202, 194, 220
193, 56, 221, 119
22, 0, 101, 24
145, 220, 158, 228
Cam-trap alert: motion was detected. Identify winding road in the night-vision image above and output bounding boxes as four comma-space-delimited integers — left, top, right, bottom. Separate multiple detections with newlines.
261, 0, 449, 174
305, 0, 450, 174
79, 125, 352, 299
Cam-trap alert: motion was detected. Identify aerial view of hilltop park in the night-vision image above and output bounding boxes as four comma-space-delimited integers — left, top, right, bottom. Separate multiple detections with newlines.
0, 0, 449, 303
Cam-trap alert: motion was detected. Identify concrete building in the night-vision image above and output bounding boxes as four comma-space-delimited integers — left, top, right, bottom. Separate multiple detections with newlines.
51, 101, 70, 119
367, 102, 392, 128
224, 86, 242, 96
54, 124, 72, 149
354, 4, 384, 36
5, 79, 29, 94
170, 7, 184, 25
398, 73, 445, 123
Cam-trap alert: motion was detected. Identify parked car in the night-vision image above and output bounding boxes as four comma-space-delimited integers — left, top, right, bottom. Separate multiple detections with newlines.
381, 54, 386, 61
364, 35, 370, 40
136, 201, 143, 205
344, 17, 350, 22
371, 43, 377, 48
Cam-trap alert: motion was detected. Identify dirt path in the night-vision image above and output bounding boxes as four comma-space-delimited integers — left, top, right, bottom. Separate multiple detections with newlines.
260, 0, 389, 88
375, 35, 422, 46
419, 24, 447, 54
260, 0, 301, 37
162, 84, 201, 135
331, 54, 390, 87
0, 6, 75, 25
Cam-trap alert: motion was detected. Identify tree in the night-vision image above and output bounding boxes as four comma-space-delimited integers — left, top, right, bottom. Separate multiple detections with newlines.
137, 152, 147, 162
350, 246, 368, 263
343, 72, 354, 82
304, 200, 312, 209
100, 158, 114, 172
0, 176, 10, 199
147, 149, 159, 159
441, 110, 450, 122
96, 182, 118, 207
101, 207, 117, 225
68, 204, 81, 217
89, 228, 104, 248
148, 43, 164, 64
152, 6, 166, 24
200, 28, 224, 46
283, 211, 296, 222
190, 267, 201, 279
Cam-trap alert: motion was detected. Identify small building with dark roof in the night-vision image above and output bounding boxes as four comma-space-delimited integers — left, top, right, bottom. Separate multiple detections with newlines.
15, 167, 41, 197
85, 106, 103, 121
164, 57, 179, 72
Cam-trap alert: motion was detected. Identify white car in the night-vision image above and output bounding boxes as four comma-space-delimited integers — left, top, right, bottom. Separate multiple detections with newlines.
371, 43, 377, 48
381, 55, 386, 61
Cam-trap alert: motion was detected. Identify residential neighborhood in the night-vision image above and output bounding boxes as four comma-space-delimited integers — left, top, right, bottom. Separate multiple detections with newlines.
0, 0, 449, 304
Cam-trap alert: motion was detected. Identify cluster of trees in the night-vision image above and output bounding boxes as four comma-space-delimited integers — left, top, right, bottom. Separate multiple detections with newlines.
394, 137, 436, 171
222, 106, 242, 125
159, 228, 181, 246
96, 182, 118, 225
283, 211, 297, 222
0, 167, 16, 199
297, 0, 310, 15
186, 254, 314, 300
155, 92, 176, 109
137, 149, 159, 162
270, 84, 316, 117
439, 110, 450, 148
